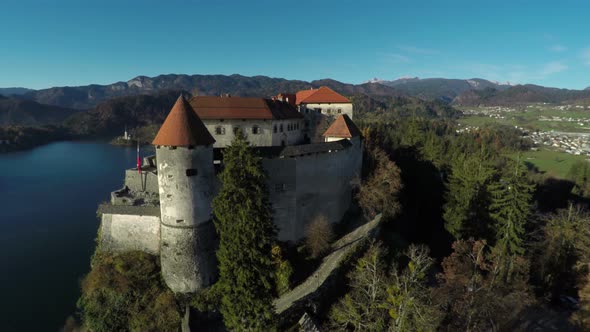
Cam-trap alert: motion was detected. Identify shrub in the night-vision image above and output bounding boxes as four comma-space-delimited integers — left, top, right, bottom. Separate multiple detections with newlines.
305, 215, 334, 259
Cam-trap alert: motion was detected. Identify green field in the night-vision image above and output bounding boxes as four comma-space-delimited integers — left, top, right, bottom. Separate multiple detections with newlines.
457, 104, 590, 133
512, 149, 588, 178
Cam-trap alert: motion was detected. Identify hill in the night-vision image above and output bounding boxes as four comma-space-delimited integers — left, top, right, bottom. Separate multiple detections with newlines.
0, 96, 79, 126
0, 87, 35, 96
372, 77, 511, 102
453, 84, 590, 106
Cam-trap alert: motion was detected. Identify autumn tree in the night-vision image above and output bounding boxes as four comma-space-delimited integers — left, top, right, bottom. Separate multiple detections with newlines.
357, 146, 402, 219
212, 133, 277, 331
305, 215, 334, 259
436, 239, 533, 331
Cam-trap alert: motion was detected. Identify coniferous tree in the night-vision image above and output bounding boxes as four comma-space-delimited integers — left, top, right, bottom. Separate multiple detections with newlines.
488, 158, 534, 278
443, 152, 495, 240
212, 133, 277, 331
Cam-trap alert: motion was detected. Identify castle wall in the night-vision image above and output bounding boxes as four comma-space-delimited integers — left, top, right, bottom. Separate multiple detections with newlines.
263, 138, 363, 242
300, 103, 353, 119
99, 213, 160, 254
203, 119, 305, 148
124, 169, 159, 193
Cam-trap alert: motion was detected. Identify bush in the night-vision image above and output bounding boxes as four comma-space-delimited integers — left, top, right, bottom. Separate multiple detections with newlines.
305, 215, 334, 258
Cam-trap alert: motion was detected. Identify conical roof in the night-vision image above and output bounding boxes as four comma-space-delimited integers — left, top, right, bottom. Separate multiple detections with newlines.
152, 95, 215, 147
322, 114, 362, 138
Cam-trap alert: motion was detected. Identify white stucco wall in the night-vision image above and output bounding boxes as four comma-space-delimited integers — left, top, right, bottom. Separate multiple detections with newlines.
300, 103, 353, 119
203, 118, 305, 147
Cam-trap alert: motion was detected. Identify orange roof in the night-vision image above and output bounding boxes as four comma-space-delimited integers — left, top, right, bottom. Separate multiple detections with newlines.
189, 96, 302, 120
152, 96, 215, 147
296, 86, 350, 105
322, 114, 362, 138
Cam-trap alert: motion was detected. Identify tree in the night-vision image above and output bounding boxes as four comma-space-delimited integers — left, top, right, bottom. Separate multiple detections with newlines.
212, 133, 277, 331
443, 152, 495, 240
305, 215, 334, 259
386, 245, 442, 332
329, 243, 389, 331
533, 204, 590, 299
329, 243, 441, 331
567, 160, 590, 198
271, 245, 293, 296
436, 239, 532, 331
357, 146, 403, 219
488, 158, 534, 280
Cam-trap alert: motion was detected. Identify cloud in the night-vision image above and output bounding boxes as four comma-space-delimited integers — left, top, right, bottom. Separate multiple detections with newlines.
540, 61, 568, 75
549, 44, 567, 52
396, 45, 439, 55
385, 53, 411, 63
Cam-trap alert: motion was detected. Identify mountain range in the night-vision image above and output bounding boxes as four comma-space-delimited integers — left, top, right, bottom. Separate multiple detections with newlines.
2, 74, 590, 135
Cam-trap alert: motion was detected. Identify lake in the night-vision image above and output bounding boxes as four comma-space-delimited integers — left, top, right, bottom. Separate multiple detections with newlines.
0, 141, 154, 331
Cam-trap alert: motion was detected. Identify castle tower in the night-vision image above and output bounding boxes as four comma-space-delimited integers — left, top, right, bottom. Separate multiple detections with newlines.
153, 95, 217, 293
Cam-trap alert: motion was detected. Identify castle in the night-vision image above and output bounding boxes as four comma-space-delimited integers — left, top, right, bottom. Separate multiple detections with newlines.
97, 86, 363, 293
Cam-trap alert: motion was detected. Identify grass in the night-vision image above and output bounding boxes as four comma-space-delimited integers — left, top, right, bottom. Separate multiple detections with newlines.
510, 149, 588, 178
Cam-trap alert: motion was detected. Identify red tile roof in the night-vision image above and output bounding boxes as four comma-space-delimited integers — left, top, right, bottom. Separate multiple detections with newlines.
189, 96, 303, 120
322, 114, 362, 138
152, 96, 215, 147
296, 86, 350, 105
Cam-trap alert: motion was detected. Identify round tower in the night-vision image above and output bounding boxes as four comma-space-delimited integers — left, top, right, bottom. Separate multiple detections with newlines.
153, 95, 217, 293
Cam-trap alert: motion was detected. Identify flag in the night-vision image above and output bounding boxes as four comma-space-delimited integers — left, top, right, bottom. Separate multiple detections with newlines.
137, 141, 141, 174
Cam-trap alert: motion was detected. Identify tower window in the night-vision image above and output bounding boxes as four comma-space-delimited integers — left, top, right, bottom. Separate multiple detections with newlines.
215, 126, 225, 135
186, 169, 198, 176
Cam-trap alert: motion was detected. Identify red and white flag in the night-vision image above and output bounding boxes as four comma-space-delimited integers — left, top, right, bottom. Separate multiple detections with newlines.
137, 141, 141, 174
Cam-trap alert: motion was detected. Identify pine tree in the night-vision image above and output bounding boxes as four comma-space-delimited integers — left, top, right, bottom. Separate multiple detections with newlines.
212, 133, 277, 331
488, 157, 534, 278
443, 152, 495, 240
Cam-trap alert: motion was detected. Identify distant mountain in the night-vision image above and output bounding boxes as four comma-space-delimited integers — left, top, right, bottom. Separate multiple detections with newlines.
0, 96, 78, 126
370, 77, 512, 102
453, 84, 590, 106
63, 90, 185, 136
21, 74, 409, 110
585, 86, 590, 91
0, 87, 35, 96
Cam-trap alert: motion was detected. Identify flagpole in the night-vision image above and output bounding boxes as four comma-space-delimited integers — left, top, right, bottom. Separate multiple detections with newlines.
137, 140, 141, 174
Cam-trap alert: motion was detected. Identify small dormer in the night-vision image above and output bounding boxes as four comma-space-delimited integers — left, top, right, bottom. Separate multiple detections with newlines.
322, 114, 362, 142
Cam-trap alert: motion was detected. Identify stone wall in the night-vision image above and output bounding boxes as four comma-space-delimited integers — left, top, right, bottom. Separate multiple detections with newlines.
124, 169, 159, 193
263, 137, 363, 242
99, 212, 161, 255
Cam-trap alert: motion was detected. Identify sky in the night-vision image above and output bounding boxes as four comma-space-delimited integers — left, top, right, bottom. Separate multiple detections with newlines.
2, 0, 590, 90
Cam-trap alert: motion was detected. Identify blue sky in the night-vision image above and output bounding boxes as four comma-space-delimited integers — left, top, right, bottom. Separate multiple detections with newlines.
2, 0, 590, 89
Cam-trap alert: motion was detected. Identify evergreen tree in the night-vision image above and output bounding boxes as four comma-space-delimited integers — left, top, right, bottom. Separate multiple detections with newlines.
212, 133, 277, 331
488, 157, 534, 278
443, 152, 495, 240
567, 160, 590, 198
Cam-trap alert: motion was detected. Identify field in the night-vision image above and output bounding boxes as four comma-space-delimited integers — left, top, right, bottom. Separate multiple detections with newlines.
511, 148, 588, 178
457, 104, 590, 133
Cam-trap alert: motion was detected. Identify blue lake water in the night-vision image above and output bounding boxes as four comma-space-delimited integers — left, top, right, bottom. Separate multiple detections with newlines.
0, 141, 154, 331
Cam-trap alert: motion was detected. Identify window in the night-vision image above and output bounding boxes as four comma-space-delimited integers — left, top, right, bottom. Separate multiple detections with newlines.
337, 109, 342, 114
288, 124, 292, 131
215, 126, 225, 135
186, 169, 198, 176
233, 127, 241, 135
273, 124, 277, 133
327, 109, 332, 114
275, 183, 285, 192
252, 125, 260, 134
280, 124, 283, 132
